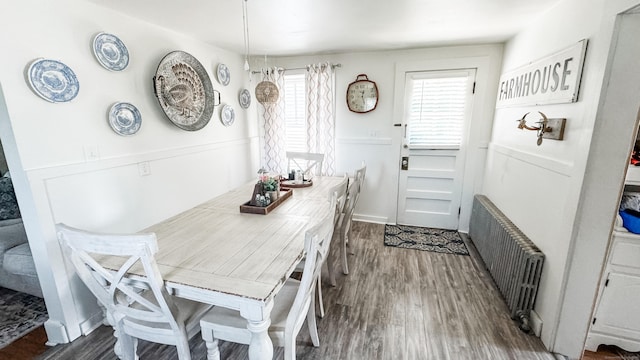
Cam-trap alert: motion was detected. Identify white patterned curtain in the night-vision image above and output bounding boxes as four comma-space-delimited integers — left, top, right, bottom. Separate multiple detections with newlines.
260, 67, 287, 175
306, 62, 336, 176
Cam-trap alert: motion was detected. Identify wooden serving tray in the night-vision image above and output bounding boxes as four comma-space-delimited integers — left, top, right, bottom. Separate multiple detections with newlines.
239, 188, 293, 215
280, 179, 313, 188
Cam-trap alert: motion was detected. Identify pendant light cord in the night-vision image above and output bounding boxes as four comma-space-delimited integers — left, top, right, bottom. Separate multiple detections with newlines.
242, 0, 251, 71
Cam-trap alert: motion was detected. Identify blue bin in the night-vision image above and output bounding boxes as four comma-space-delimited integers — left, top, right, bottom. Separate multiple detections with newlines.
619, 210, 640, 234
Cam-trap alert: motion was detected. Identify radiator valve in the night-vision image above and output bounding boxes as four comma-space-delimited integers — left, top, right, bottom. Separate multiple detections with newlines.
515, 310, 532, 334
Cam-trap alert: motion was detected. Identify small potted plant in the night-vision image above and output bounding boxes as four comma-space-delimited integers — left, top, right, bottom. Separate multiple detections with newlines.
262, 176, 280, 201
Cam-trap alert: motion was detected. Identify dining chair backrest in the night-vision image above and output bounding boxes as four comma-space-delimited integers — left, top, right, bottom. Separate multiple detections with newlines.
353, 162, 367, 206
343, 176, 361, 232
56, 223, 191, 353
329, 174, 349, 227
286, 151, 325, 177
335, 163, 366, 278
323, 174, 349, 287
286, 191, 337, 344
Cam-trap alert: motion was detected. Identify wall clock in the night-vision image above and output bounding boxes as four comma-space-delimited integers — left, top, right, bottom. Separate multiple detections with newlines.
346, 74, 378, 113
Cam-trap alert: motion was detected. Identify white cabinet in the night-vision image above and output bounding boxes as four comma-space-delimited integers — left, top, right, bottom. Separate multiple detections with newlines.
625, 166, 640, 186
585, 224, 640, 352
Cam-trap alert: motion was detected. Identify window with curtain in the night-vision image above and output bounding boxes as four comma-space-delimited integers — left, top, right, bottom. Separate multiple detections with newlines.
283, 73, 307, 153
405, 71, 473, 149
260, 63, 335, 175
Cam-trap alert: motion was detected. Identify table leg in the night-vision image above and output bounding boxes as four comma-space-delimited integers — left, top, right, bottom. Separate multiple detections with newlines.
113, 320, 138, 360
246, 318, 273, 360
204, 339, 221, 360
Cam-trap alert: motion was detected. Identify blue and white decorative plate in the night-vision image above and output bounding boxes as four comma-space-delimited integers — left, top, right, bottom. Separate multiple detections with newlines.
27, 58, 79, 103
93, 32, 129, 71
220, 104, 235, 126
239, 88, 251, 109
217, 63, 230, 86
108, 102, 142, 136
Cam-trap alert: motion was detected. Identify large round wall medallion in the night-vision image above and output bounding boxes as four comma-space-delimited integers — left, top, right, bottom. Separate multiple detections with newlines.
152, 51, 217, 131
255, 81, 279, 105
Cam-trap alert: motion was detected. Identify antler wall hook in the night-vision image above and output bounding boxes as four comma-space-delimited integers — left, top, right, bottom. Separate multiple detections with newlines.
517, 111, 558, 146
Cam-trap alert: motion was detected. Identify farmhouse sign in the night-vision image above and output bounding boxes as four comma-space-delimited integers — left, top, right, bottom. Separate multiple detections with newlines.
496, 39, 587, 108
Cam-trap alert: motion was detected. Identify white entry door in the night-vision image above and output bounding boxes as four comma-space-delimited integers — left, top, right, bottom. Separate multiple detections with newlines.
396, 69, 476, 229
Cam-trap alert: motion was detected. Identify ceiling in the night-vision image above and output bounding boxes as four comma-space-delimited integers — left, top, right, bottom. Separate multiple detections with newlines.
87, 0, 562, 57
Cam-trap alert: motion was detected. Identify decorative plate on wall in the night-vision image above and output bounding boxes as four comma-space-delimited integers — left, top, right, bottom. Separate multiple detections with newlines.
27, 58, 79, 103
217, 63, 230, 86
92, 32, 129, 71
255, 80, 279, 104
108, 102, 141, 136
239, 88, 251, 109
152, 51, 216, 131
220, 104, 235, 126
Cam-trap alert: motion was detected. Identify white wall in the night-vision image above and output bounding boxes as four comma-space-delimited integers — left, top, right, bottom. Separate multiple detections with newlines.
555, 8, 640, 359
0, 0, 259, 343
484, 0, 640, 357
270, 45, 503, 230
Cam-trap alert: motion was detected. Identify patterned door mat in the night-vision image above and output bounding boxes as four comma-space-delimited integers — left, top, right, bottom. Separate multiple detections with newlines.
0, 287, 48, 349
384, 224, 469, 255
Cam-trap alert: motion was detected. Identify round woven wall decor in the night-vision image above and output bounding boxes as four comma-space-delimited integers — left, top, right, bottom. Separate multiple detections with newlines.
255, 81, 279, 104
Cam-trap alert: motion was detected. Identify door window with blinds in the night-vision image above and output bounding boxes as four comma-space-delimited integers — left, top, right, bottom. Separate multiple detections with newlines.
404, 70, 475, 149
283, 73, 307, 153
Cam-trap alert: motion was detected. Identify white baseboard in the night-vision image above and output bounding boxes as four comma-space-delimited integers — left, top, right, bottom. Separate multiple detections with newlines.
353, 213, 387, 224
42, 309, 104, 345
80, 310, 106, 336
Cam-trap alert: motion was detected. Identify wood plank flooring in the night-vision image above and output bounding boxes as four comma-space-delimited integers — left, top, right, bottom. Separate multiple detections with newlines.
0, 325, 48, 360
34, 221, 558, 360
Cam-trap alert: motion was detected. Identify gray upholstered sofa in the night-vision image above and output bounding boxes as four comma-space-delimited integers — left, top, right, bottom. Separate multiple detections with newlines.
0, 174, 42, 298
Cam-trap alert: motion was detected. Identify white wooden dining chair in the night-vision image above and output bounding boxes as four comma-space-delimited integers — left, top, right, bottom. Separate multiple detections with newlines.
354, 162, 367, 206
199, 192, 338, 360
316, 174, 349, 318
339, 174, 361, 276
325, 174, 349, 287
56, 223, 212, 360
286, 151, 325, 177
288, 174, 348, 320
339, 162, 367, 275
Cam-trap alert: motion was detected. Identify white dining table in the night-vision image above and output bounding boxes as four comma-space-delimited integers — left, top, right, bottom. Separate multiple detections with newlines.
99, 176, 344, 360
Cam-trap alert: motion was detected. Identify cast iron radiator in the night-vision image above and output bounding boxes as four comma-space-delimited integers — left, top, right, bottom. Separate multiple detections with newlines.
468, 194, 544, 332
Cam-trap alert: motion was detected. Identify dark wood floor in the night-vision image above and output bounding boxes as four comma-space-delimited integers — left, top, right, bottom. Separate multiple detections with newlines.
5, 221, 633, 359
0, 325, 48, 360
